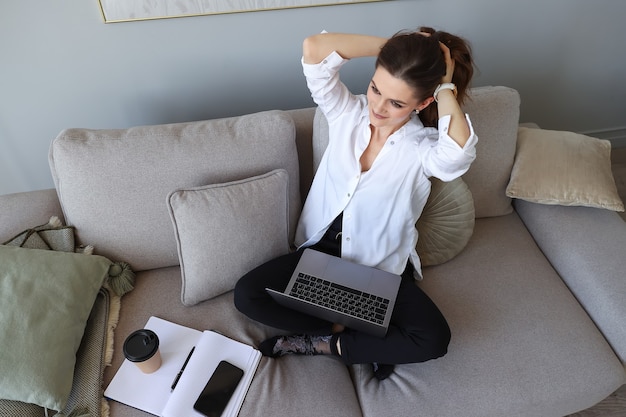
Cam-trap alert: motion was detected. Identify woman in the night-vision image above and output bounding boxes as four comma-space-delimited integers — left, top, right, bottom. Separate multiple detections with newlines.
234, 27, 477, 380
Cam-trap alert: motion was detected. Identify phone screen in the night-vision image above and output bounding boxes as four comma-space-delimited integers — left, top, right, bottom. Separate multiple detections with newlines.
193, 360, 244, 417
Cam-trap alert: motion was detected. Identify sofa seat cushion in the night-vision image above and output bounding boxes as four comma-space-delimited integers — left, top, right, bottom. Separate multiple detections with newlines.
49, 110, 300, 272
103, 267, 363, 417
353, 213, 625, 417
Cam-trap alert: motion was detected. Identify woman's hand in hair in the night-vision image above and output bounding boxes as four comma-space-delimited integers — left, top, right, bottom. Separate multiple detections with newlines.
435, 41, 470, 146
439, 42, 455, 84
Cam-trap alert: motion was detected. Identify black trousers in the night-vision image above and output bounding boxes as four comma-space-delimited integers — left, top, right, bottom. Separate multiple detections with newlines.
234, 228, 451, 365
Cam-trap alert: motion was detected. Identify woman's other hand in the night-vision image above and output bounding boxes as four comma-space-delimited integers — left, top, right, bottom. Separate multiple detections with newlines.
439, 42, 455, 84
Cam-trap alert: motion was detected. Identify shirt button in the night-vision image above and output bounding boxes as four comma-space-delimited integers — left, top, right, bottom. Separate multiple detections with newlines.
346, 237, 351, 242
390, 141, 395, 145
347, 193, 351, 197
322, 60, 328, 64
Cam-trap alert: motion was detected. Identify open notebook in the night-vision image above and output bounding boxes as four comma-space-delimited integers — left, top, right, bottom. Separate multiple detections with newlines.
105, 316, 261, 417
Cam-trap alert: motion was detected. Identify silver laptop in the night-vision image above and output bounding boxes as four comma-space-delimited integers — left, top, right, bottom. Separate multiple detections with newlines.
266, 248, 402, 337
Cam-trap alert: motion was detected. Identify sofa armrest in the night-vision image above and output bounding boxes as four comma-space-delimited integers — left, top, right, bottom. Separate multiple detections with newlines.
515, 199, 626, 364
0, 189, 63, 242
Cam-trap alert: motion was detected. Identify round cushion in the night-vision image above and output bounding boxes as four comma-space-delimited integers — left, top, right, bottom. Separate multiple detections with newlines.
416, 177, 475, 266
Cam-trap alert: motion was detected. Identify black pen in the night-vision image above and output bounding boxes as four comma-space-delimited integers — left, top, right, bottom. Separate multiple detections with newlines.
170, 346, 195, 392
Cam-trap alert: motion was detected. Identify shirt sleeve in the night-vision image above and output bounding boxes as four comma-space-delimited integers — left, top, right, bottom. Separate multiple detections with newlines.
301, 51, 358, 123
421, 114, 478, 181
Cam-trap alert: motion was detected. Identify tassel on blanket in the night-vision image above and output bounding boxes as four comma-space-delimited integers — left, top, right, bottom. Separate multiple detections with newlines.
76, 245, 94, 255
106, 261, 135, 297
54, 407, 91, 417
44, 216, 63, 229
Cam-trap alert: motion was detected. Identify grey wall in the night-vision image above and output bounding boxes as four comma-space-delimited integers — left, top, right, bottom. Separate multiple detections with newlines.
1, 0, 625, 195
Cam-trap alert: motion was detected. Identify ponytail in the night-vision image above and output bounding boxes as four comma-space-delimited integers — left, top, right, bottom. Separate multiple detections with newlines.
418, 27, 474, 127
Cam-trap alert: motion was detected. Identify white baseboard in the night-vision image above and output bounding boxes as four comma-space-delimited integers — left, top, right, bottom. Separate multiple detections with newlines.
581, 128, 626, 148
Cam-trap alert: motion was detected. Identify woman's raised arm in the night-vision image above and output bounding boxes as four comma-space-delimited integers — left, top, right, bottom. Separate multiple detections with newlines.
302, 33, 387, 64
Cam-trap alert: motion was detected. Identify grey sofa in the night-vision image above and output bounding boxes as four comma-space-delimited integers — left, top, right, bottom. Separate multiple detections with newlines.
1, 86, 625, 417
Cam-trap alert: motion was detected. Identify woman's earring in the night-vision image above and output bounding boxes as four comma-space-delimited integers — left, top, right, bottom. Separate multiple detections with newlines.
415, 109, 420, 115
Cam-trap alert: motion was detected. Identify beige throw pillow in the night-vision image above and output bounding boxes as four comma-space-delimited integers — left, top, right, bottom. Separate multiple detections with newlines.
167, 170, 291, 306
506, 128, 624, 211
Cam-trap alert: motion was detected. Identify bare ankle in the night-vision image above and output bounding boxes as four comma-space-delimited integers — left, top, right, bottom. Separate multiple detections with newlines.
332, 323, 345, 334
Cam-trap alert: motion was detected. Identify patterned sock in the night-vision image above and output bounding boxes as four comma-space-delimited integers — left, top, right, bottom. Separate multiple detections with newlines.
259, 334, 333, 358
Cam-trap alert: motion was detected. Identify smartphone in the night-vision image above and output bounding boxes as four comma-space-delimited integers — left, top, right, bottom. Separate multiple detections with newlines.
193, 360, 244, 417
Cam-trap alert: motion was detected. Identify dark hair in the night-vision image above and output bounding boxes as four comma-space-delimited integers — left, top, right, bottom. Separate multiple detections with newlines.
375, 27, 474, 127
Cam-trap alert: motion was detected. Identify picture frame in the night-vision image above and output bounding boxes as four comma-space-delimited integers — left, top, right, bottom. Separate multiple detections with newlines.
98, 0, 388, 23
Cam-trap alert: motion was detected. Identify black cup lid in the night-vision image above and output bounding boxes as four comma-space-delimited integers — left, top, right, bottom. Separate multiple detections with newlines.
123, 329, 159, 362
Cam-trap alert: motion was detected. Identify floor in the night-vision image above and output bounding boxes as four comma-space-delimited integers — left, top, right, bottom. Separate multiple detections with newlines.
567, 385, 626, 416
565, 146, 626, 416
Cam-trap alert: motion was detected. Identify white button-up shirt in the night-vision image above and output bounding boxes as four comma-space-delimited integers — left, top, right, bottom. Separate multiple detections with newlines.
295, 51, 478, 278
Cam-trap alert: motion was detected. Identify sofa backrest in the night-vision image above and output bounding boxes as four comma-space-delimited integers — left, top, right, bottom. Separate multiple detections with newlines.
312, 86, 520, 219
49, 110, 300, 272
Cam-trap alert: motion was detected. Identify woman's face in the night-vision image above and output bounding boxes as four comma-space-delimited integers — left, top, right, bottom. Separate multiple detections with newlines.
367, 66, 423, 132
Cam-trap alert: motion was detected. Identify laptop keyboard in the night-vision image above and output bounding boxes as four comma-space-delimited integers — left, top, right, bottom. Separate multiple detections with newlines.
289, 273, 390, 325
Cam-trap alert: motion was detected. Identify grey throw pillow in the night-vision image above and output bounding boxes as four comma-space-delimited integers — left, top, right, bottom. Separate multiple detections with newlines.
167, 169, 291, 306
